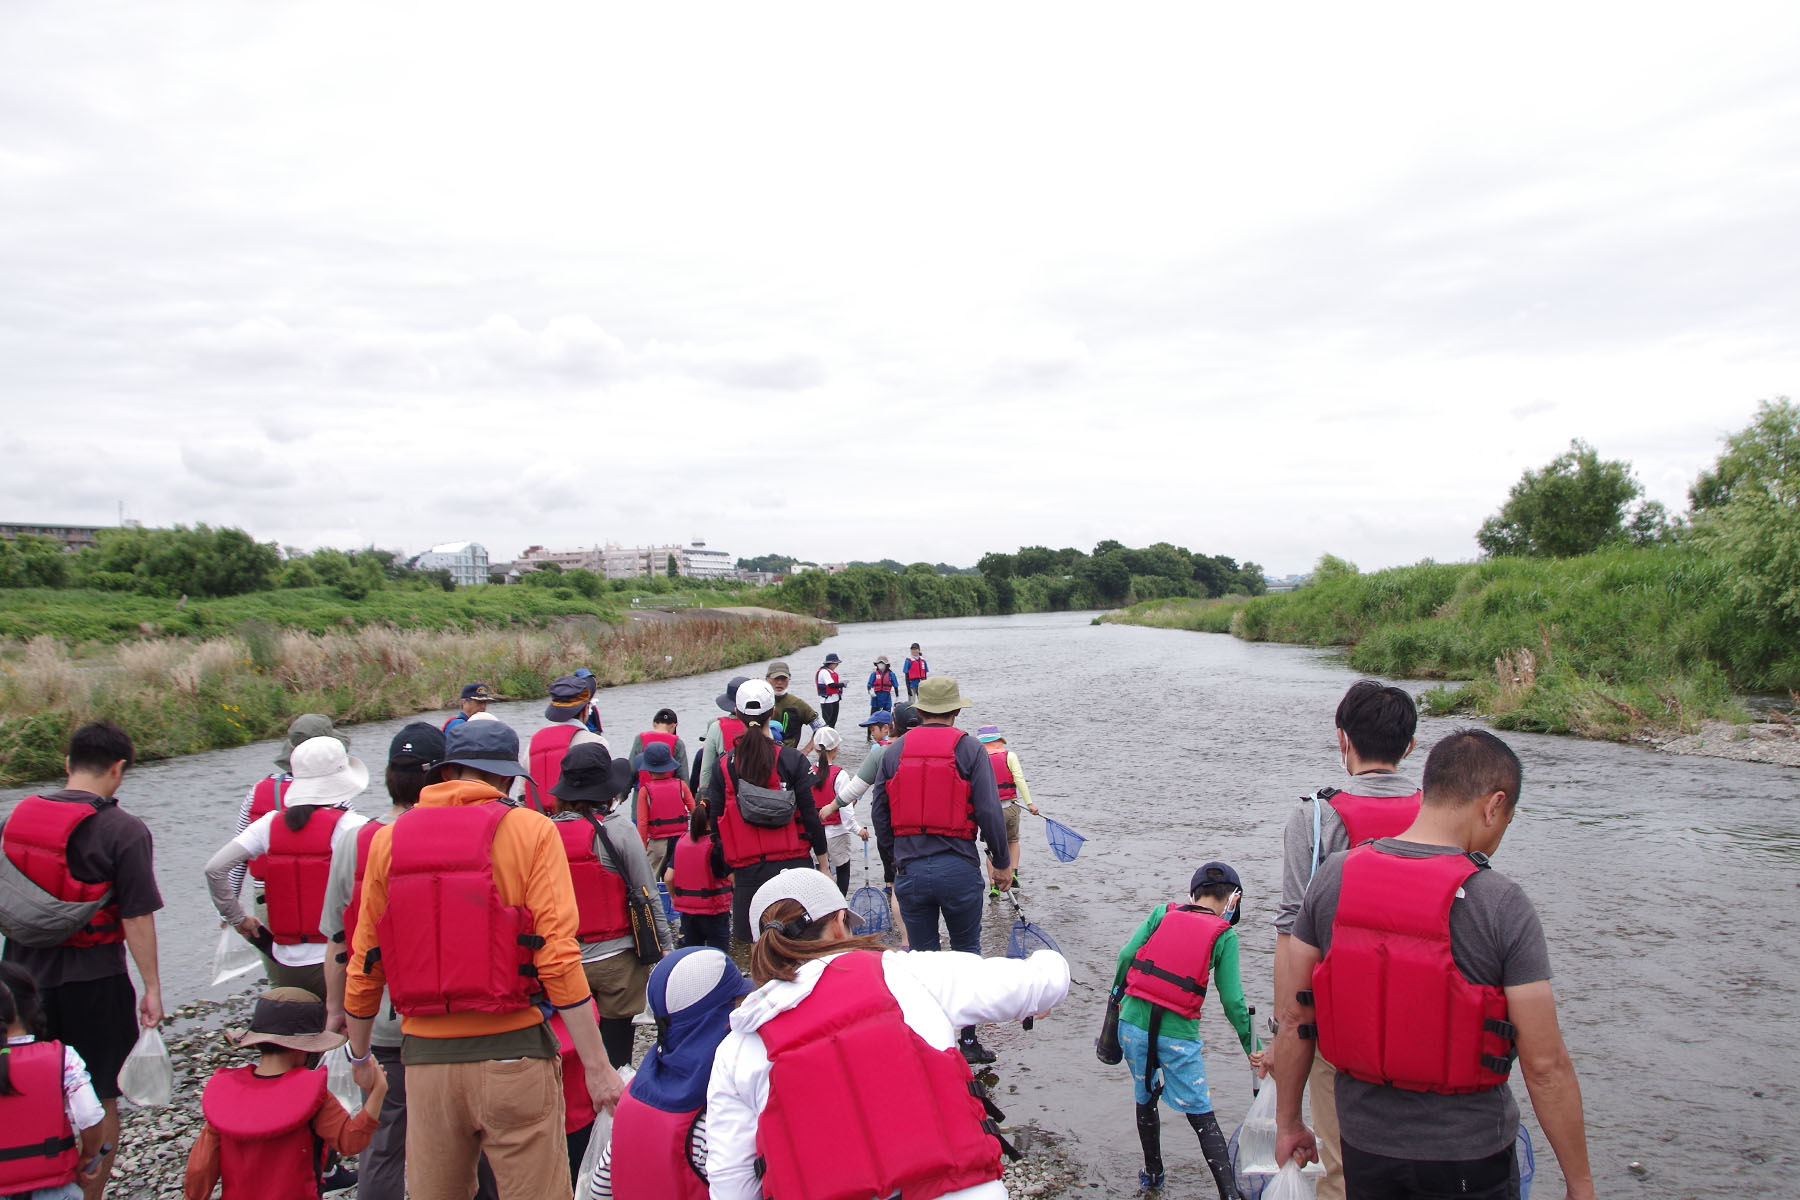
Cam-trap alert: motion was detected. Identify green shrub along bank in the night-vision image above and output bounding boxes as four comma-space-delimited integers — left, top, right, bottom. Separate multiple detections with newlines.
760, 541, 1265, 623
1107, 545, 1799, 740
0, 613, 825, 785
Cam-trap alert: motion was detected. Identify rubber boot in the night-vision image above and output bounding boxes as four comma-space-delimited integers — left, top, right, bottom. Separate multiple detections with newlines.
1137, 1102, 1165, 1190
1187, 1111, 1241, 1200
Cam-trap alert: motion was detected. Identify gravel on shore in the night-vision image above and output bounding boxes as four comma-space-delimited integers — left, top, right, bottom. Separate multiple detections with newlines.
1644, 717, 1800, 768
112, 989, 1091, 1199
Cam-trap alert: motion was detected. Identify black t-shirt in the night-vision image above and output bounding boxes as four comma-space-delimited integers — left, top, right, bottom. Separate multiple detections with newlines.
2, 790, 164, 988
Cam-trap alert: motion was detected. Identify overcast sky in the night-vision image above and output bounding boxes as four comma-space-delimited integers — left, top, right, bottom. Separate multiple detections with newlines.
3, 4, 1797, 575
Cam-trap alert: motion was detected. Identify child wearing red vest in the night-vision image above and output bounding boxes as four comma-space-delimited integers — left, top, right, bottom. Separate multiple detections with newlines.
0, 964, 107, 1200
184, 988, 385, 1200
1108, 862, 1265, 1198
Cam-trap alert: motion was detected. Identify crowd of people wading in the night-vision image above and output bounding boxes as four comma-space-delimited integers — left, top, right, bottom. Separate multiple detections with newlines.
0, 639, 1596, 1200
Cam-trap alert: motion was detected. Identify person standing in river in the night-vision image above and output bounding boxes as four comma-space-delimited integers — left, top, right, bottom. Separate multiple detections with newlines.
814, 653, 847, 729
865, 656, 900, 737
976, 724, 1038, 898
1272, 679, 1421, 1200
0, 720, 164, 1200
1271, 728, 1596, 1200
870, 678, 1012, 1064
903, 643, 929, 699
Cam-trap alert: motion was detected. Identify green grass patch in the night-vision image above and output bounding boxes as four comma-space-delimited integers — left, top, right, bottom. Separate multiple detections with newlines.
1100, 597, 1246, 633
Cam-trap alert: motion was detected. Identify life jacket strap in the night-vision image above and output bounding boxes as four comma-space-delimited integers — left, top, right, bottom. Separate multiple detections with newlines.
1129, 956, 1208, 996
0, 1134, 76, 1162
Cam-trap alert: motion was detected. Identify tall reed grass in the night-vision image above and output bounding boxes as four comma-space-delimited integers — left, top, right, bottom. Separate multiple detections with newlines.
0, 614, 825, 784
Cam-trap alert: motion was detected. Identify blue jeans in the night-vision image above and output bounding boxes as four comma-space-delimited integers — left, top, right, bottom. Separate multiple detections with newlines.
893, 851, 984, 953
680, 912, 732, 952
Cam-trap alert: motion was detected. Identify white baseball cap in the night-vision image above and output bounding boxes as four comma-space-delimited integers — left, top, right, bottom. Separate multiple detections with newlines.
814, 727, 841, 753
735, 678, 777, 716
750, 868, 862, 935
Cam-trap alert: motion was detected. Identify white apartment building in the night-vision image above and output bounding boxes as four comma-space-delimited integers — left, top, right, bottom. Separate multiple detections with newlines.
413, 541, 490, 587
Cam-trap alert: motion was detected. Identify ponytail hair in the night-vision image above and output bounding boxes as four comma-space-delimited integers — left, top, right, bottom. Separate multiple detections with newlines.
687, 803, 712, 840
732, 716, 777, 786
748, 899, 884, 986
282, 803, 322, 834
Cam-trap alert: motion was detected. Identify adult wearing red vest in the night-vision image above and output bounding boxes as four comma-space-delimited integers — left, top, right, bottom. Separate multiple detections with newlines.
696, 676, 750, 798
205, 737, 370, 999
529, 674, 610, 801
317, 723, 499, 1200
229, 714, 347, 897
1272, 679, 1422, 1200
1272, 730, 1595, 1200
0, 720, 163, 1200
550, 743, 670, 1072
703, 680, 829, 944
870, 677, 1012, 1065
706, 869, 1069, 1200
345, 718, 619, 1200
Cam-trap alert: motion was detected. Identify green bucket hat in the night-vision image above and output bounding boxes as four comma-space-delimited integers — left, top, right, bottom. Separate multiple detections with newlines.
912, 676, 970, 715
274, 713, 348, 773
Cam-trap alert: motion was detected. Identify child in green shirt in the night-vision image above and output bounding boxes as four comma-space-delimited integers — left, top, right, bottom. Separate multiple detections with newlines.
1110, 861, 1266, 1196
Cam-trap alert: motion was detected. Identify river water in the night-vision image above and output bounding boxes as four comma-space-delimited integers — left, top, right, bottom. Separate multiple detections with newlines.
4, 610, 1794, 1198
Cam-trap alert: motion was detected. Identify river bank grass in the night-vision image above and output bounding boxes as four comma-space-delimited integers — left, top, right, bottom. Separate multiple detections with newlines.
0, 612, 825, 785
1105, 546, 1800, 741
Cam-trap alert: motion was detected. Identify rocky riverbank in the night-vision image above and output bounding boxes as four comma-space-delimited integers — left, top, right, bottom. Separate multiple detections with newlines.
112, 988, 1089, 1199
1644, 716, 1800, 768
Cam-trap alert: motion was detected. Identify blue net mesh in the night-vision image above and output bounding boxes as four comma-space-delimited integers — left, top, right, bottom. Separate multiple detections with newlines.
848, 886, 890, 933
1006, 916, 1062, 959
1044, 817, 1087, 862
1516, 1125, 1535, 1200
1226, 1122, 1269, 1200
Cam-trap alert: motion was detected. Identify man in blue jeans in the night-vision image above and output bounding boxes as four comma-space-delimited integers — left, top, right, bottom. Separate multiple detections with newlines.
871, 676, 1012, 1064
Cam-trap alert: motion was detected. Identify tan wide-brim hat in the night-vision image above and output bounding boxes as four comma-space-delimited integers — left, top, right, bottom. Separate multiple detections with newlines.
912, 676, 970, 714
228, 988, 348, 1054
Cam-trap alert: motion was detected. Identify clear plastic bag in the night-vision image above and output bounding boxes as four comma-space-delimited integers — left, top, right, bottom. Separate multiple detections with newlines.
1235, 1076, 1280, 1175
1263, 1161, 1316, 1200
575, 1065, 632, 1198
118, 1027, 173, 1107
322, 1046, 360, 1114
210, 925, 262, 988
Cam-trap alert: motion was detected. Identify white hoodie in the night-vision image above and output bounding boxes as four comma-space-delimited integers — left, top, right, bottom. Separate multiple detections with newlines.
706, 947, 1070, 1200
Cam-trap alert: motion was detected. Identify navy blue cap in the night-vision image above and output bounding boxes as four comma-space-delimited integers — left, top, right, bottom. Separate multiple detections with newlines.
1190, 861, 1242, 894
435, 720, 530, 779
715, 675, 749, 714
823, 653, 841, 664
859, 711, 894, 727
635, 741, 679, 774
459, 682, 499, 702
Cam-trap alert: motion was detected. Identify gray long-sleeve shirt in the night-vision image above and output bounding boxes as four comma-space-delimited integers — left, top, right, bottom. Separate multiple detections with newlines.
871, 724, 1009, 872
553, 808, 672, 958
1274, 770, 1421, 935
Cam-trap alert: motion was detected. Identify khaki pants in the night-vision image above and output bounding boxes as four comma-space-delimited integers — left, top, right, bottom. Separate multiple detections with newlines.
404, 1058, 567, 1200
1310, 1046, 1344, 1200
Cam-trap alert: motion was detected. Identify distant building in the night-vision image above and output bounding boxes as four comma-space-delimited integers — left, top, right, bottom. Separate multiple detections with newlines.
0, 523, 107, 551
413, 541, 490, 587
518, 544, 606, 574
600, 540, 735, 580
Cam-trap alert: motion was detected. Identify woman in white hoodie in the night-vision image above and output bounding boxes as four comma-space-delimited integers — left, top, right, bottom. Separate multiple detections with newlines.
706, 869, 1070, 1200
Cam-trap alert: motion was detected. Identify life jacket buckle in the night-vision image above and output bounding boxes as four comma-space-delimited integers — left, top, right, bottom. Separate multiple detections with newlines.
1297, 1022, 1317, 1041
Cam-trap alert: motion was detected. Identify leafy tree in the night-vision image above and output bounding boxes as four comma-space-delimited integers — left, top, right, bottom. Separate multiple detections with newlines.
667, 555, 679, 578
737, 553, 798, 574
1476, 440, 1643, 558
1690, 397, 1800, 512
1092, 539, 1126, 559
976, 552, 1014, 580
1014, 546, 1056, 577
1081, 550, 1131, 603
0, 535, 71, 588
1312, 553, 1360, 584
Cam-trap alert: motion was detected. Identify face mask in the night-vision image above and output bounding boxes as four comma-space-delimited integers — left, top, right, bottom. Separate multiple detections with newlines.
1222, 890, 1242, 927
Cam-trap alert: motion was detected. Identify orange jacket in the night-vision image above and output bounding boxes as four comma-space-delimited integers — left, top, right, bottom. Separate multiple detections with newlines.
346, 779, 589, 1038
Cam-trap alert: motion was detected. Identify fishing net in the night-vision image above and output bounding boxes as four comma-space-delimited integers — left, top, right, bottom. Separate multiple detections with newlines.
848, 843, 890, 933
1005, 893, 1062, 959
1044, 816, 1087, 862
656, 882, 676, 925
1516, 1125, 1535, 1200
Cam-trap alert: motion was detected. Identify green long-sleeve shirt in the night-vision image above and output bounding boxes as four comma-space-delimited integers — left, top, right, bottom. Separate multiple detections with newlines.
1112, 904, 1258, 1054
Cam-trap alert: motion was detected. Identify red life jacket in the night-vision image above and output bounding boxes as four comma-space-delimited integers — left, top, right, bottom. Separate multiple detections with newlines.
340, 820, 385, 945
611, 1089, 708, 1200
716, 717, 747, 748
553, 818, 631, 943
754, 951, 1005, 1199
869, 672, 894, 693
886, 727, 975, 839
636, 731, 678, 788
1318, 786, 1423, 848
1311, 845, 1516, 1095
372, 801, 542, 1016
0, 1041, 78, 1194
529, 724, 580, 799
1124, 906, 1230, 1020
250, 808, 349, 946
816, 669, 843, 699
668, 833, 732, 915
549, 1008, 601, 1134
813, 764, 843, 827
640, 776, 692, 840
987, 749, 1017, 803
245, 774, 290, 826
1, 795, 125, 948
716, 756, 810, 870
200, 1065, 329, 1200
904, 657, 927, 682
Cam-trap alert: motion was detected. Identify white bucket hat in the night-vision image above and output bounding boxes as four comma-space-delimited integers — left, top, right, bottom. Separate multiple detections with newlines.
282, 736, 370, 806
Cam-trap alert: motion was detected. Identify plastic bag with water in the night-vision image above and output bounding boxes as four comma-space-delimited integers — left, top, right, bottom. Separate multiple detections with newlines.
1234, 1075, 1280, 1175
323, 1046, 361, 1114
1263, 1161, 1315, 1200
575, 1064, 633, 1198
210, 925, 262, 988
118, 1027, 173, 1107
